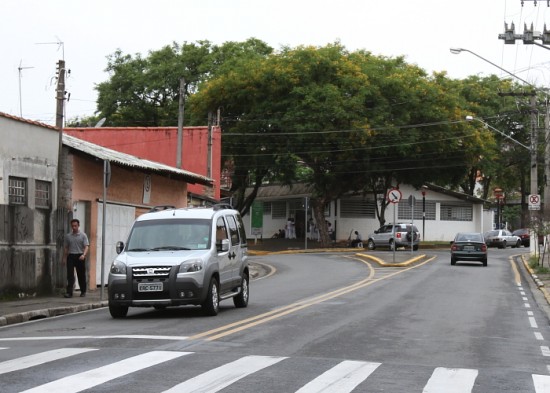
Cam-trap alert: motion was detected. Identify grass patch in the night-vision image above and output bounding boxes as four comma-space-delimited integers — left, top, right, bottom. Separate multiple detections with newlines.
529, 256, 550, 274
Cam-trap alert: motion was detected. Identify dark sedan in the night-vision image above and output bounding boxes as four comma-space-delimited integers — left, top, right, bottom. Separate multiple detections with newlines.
450, 232, 488, 266
512, 228, 543, 247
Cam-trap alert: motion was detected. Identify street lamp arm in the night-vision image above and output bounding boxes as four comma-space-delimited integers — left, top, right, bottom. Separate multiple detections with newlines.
450, 48, 536, 89
465, 116, 531, 150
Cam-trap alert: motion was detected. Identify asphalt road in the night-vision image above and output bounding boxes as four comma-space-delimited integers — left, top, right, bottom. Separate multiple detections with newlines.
0, 249, 549, 392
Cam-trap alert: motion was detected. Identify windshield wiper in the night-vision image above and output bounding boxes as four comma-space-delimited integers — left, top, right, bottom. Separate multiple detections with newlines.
127, 248, 153, 252
150, 246, 191, 251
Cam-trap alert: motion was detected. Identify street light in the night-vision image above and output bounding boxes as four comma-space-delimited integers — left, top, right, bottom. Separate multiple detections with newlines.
466, 115, 537, 253
465, 116, 530, 150
449, 48, 536, 88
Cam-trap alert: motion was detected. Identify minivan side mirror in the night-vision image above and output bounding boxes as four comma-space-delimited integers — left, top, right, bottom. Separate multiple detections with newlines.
217, 238, 230, 253
116, 241, 124, 254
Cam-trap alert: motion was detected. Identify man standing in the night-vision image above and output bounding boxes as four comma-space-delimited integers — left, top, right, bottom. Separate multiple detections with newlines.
63, 219, 89, 298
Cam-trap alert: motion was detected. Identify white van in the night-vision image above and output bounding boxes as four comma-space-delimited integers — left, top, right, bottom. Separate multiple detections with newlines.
108, 204, 249, 318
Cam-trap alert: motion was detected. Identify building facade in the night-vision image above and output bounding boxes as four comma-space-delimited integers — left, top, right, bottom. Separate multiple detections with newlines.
0, 112, 212, 295
242, 183, 493, 243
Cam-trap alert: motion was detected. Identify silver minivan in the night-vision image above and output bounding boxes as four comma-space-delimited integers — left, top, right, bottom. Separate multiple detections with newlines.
108, 205, 249, 318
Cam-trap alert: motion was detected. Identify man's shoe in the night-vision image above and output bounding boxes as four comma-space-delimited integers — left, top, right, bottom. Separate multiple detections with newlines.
64, 293, 72, 298
80, 293, 86, 297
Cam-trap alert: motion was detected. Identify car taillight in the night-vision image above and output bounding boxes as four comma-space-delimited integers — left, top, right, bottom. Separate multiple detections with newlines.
396, 233, 402, 238
451, 245, 458, 251
481, 244, 487, 252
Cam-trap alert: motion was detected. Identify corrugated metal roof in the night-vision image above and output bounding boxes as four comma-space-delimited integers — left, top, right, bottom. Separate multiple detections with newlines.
63, 133, 212, 185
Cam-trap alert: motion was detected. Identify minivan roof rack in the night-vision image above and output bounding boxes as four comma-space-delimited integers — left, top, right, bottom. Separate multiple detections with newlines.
212, 203, 233, 210
149, 205, 176, 212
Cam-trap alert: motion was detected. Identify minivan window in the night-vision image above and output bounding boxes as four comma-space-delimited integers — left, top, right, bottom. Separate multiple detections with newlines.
226, 215, 239, 245
126, 219, 211, 251
216, 217, 229, 244
236, 214, 248, 246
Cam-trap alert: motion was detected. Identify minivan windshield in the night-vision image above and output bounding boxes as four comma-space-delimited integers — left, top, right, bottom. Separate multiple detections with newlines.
126, 219, 212, 251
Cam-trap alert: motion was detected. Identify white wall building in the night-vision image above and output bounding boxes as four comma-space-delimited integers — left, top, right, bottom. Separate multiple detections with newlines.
242, 183, 493, 242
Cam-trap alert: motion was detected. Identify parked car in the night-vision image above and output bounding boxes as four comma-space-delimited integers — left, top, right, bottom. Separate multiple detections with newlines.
367, 223, 420, 251
483, 229, 521, 249
108, 204, 249, 318
512, 228, 544, 247
450, 232, 488, 266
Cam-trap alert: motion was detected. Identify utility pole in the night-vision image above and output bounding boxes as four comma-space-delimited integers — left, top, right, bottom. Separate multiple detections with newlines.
498, 9, 550, 250
176, 78, 185, 169
207, 112, 213, 179
498, 91, 539, 252
55, 59, 66, 208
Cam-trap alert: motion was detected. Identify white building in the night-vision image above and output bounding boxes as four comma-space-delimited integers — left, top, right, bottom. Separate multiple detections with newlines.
242, 183, 493, 242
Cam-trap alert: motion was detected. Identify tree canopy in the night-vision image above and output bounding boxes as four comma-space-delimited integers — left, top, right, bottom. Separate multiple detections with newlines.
77, 38, 542, 241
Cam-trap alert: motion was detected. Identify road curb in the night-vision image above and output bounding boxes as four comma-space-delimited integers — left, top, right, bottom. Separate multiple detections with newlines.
0, 301, 109, 327
521, 254, 550, 306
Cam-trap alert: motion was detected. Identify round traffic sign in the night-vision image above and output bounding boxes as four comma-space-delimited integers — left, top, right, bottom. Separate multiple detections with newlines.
387, 188, 402, 204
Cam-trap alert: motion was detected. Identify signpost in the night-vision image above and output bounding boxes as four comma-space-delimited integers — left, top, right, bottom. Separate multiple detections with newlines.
408, 195, 416, 254
387, 188, 401, 262
251, 201, 263, 244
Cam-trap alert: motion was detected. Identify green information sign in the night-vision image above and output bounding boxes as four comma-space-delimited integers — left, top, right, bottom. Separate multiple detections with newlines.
251, 201, 263, 235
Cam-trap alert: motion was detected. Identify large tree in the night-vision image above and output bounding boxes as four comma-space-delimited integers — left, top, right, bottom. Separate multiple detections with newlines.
93, 39, 273, 126
191, 43, 486, 243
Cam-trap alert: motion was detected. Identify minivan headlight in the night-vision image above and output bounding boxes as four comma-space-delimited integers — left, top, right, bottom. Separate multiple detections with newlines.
110, 260, 127, 275
179, 259, 203, 273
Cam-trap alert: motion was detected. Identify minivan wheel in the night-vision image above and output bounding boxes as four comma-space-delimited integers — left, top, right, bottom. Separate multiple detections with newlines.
367, 239, 375, 250
109, 304, 129, 319
202, 277, 219, 316
233, 272, 249, 308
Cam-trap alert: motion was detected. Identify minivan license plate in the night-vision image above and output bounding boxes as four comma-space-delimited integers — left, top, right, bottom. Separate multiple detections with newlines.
138, 283, 163, 292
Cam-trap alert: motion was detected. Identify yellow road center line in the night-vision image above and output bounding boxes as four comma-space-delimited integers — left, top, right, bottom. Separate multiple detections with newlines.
195, 256, 435, 341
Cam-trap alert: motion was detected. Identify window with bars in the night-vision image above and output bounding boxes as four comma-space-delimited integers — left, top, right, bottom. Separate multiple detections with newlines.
263, 202, 272, 215
398, 200, 436, 221
35, 180, 52, 208
271, 201, 287, 218
340, 199, 376, 218
8, 177, 27, 205
440, 202, 473, 221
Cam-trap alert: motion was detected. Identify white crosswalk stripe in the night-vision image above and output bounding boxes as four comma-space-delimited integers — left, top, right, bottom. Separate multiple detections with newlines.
0, 348, 97, 375
533, 374, 550, 392
0, 347, 548, 392
19, 350, 192, 393
295, 360, 381, 393
422, 367, 478, 393
162, 355, 287, 393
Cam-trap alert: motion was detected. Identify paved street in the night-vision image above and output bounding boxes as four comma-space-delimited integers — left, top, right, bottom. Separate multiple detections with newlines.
0, 248, 549, 392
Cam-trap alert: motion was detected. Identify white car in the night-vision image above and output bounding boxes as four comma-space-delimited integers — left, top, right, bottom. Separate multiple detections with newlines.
483, 229, 521, 249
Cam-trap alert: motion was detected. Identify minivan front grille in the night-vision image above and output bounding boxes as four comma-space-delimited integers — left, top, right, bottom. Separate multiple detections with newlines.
132, 266, 171, 278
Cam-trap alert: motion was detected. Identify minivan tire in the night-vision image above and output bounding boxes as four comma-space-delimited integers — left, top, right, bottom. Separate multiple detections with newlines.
202, 277, 219, 316
109, 304, 129, 318
233, 272, 249, 308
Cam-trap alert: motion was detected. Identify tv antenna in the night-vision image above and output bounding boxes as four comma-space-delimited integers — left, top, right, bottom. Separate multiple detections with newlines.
36, 36, 64, 60
18, 60, 34, 118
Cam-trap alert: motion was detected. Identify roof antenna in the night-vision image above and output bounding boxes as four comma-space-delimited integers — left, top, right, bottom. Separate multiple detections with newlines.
18, 59, 34, 117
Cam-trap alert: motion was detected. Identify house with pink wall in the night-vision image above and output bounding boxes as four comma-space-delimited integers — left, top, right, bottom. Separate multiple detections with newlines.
64, 126, 221, 204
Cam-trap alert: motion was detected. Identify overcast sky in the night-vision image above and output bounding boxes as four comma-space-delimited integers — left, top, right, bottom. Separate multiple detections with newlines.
2, 0, 550, 126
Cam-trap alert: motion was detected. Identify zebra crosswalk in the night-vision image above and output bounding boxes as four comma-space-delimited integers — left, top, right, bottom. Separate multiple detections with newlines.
0, 346, 548, 392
